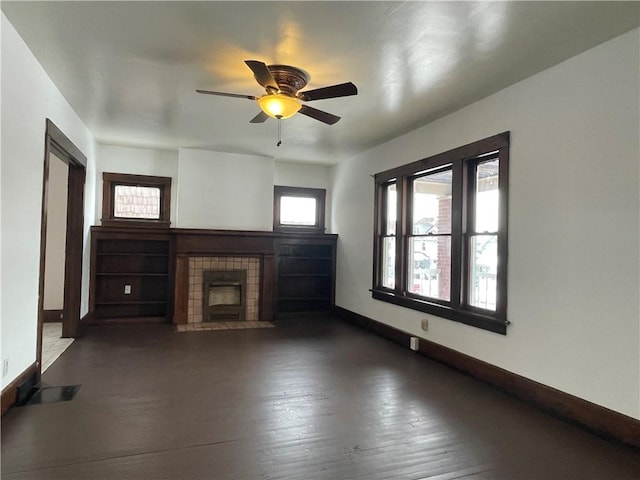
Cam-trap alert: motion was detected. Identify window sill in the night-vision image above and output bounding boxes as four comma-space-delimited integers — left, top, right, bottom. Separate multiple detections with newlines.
371, 288, 507, 335
274, 225, 326, 235
101, 218, 171, 229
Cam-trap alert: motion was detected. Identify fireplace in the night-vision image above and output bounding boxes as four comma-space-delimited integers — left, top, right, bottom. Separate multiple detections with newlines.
186, 256, 261, 323
203, 270, 246, 321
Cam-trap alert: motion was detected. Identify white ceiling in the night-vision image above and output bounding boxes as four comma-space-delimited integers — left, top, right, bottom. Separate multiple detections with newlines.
3, 1, 639, 164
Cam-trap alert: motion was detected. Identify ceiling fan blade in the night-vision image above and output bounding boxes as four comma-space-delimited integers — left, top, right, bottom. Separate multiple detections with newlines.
196, 89, 258, 100
245, 60, 279, 91
299, 105, 341, 125
249, 111, 269, 123
298, 82, 357, 102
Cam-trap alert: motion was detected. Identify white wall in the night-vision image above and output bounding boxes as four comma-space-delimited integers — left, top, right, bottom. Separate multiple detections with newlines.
332, 29, 640, 419
175, 149, 275, 230
1, 13, 96, 389
94, 148, 334, 232
274, 161, 333, 232
95, 144, 179, 225
43, 155, 69, 311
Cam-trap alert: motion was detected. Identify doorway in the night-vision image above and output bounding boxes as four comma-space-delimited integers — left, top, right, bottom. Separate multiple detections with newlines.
36, 119, 87, 376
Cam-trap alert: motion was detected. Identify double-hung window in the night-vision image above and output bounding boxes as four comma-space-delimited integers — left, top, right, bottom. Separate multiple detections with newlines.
372, 132, 509, 334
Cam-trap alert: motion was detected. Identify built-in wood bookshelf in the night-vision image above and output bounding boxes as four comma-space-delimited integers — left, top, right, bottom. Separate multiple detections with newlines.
90, 228, 172, 323
275, 237, 336, 315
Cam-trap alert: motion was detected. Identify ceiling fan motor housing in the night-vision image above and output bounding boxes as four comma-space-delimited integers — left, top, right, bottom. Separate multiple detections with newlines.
267, 65, 310, 96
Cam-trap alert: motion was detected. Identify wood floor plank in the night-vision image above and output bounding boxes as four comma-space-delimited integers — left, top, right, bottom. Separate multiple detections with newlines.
2, 317, 639, 479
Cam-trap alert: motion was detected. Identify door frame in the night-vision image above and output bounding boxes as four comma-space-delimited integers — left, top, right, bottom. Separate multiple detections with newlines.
36, 119, 87, 373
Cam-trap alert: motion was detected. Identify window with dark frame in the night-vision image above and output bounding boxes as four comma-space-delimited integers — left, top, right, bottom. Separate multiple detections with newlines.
102, 173, 171, 228
273, 186, 326, 234
372, 132, 509, 334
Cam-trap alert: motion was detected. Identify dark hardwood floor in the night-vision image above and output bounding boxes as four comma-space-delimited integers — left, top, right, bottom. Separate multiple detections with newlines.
2, 316, 639, 479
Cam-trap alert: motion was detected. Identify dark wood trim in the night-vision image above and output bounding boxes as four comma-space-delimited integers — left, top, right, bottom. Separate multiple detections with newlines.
334, 306, 409, 347
173, 255, 189, 325
1, 363, 38, 416
101, 218, 171, 229
451, 160, 464, 310
396, 178, 406, 293
46, 119, 87, 167
333, 305, 640, 449
62, 163, 85, 338
372, 179, 383, 288
261, 254, 275, 321
172, 228, 337, 255
175, 231, 275, 256
170, 227, 337, 240
79, 311, 91, 336
496, 145, 509, 317
371, 288, 507, 335
101, 172, 171, 228
43, 309, 63, 323
89, 316, 169, 325
374, 132, 510, 183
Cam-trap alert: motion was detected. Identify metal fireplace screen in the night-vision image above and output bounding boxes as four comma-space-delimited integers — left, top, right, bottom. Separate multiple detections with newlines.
203, 270, 246, 321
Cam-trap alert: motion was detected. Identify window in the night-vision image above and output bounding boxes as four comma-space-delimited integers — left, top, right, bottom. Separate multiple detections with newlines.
102, 173, 171, 228
373, 133, 509, 334
273, 186, 326, 234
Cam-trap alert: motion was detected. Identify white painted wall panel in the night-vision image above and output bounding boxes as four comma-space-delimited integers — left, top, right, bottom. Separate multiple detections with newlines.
332, 29, 640, 419
1, 14, 96, 389
176, 149, 274, 230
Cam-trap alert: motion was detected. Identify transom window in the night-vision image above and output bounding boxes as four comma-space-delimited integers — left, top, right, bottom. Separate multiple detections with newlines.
113, 184, 161, 219
102, 173, 171, 228
373, 133, 509, 334
273, 186, 326, 234
280, 195, 317, 226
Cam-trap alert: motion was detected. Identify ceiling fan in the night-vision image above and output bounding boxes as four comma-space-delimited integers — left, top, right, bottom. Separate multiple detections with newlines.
196, 60, 357, 125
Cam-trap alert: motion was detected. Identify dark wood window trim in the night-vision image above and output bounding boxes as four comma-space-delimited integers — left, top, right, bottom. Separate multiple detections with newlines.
273, 186, 326, 234
372, 132, 510, 335
102, 173, 171, 228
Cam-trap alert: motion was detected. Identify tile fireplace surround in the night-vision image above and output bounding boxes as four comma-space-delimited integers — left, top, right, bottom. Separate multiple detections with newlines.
172, 230, 277, 325
188, 256, 260, 322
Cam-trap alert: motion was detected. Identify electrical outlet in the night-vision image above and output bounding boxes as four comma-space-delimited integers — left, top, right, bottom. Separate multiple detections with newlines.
2, 359, 9, 378
409, 337, 419, 351
124, 284, 132, 295
421, 319, 429, 331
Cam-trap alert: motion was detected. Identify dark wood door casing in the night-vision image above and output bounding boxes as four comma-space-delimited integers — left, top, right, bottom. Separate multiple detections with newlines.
37, 119, 87, 376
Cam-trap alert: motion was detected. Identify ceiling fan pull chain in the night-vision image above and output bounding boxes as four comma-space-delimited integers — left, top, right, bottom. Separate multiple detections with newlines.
277, 116, 282, 147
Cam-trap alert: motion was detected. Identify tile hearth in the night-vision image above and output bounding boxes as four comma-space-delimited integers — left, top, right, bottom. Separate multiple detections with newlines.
176, 321, 274, 332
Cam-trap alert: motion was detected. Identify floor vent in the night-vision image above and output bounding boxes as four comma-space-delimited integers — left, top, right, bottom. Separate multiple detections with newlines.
17, 385, 81, 406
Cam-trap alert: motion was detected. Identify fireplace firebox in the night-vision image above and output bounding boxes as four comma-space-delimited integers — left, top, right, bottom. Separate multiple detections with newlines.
203, 270, 246, 321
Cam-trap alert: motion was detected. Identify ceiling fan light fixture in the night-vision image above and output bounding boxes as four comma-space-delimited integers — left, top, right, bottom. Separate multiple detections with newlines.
257, 94, 301, 119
